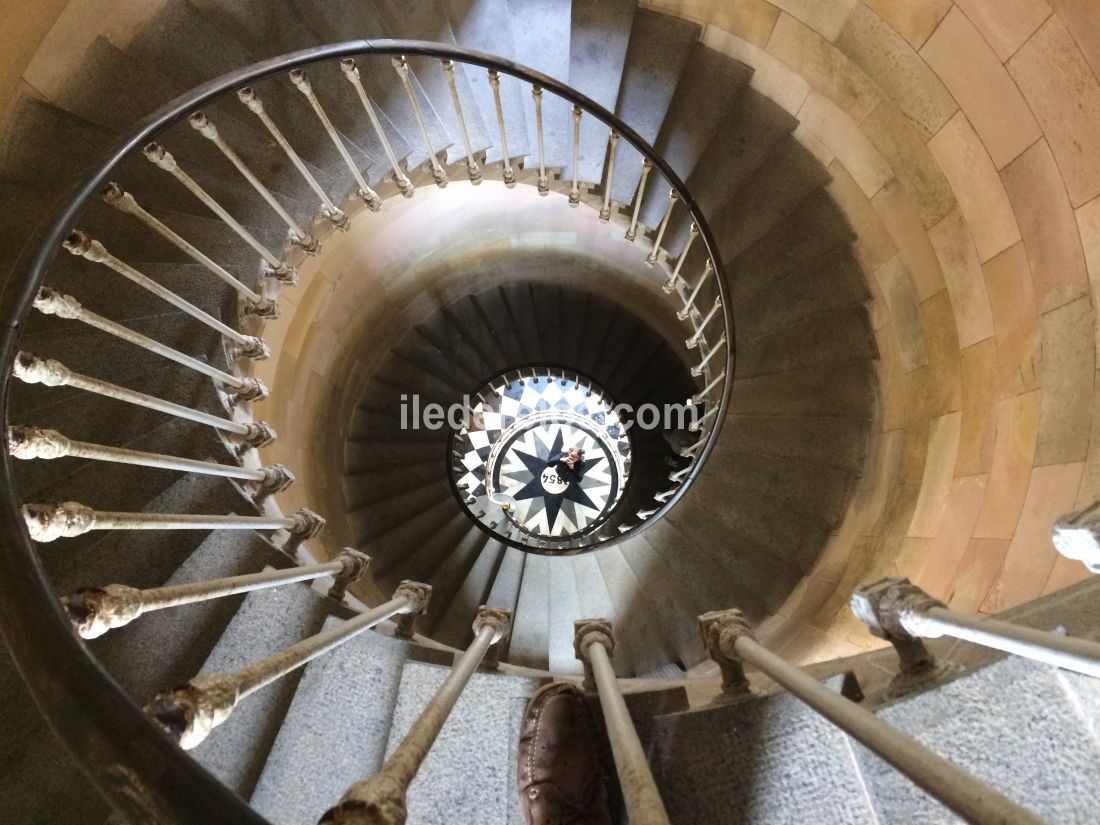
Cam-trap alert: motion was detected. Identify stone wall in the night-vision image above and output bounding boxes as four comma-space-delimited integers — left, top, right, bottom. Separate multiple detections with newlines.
643, 0, 1100, 664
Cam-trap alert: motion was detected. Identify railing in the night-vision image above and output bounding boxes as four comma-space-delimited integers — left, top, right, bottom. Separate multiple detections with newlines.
0, 38, 734, 823
696, 608, 1048, 825
853, 576, 1100, 682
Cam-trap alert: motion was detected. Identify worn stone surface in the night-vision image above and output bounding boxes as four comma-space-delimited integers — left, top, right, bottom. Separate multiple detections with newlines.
859, 655, 1100, 823
384, 661, 543, 825
649, 689, 879, 824
250, 621, 414, 825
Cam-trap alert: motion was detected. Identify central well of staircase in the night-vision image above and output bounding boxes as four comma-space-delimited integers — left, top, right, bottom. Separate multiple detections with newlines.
451, 369, 632, 547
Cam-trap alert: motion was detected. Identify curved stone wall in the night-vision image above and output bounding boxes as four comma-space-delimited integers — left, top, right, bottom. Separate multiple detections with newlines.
645, 0, 1100, 664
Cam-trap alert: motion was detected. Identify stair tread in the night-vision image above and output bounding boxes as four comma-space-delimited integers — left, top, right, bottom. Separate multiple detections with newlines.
384, 659, 543, 825
92, 529, 291, 703
860, 655, 1100, 823
250, 619, 416, 824
637, 44, 753, 232
609, 9, 700, 206
506, 0, 573, 170
441, 0, 533, 164
648, 684, 880, 824
189, 577, 334, 797
569, 0, 636, 184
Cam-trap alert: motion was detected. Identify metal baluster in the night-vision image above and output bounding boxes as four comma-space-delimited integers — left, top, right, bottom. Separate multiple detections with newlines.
487, 70, 516, 187
646, 190, 679, 265
691, 372, 723, 405
8, 424, 292, 502
690, 404, 718, 433
575, 620, 671, 825
677, 260, 714, 321
237, 87, 350, 228
626, 158, 653, 241
669, 466, 691, 483
391, 56, 447, 188
1052, 501, 1100, 574
290, 69, 383, 210
101, 183, 277, 317
442, 60, 481, 185
62, 549, 371, 639
63, 231, 268, 353
11, 352, 276, 450
142, 143, 296, 282
21, 501, 325, 546
145, 581, 429, 749
698, 609, 1046, 825
569, 104, 582, 206
532, 86, 549, 195
691, 334, 726, 377
663, 223, 698, 292
33, 288, 266, 399
339, 59, 414, 197
654, 488, 676, 503
853, 577, 1100, 680
686, 296, 722, 349
322, 606, 510, 825
190, 111, 318, 253
599, 130, 620, 222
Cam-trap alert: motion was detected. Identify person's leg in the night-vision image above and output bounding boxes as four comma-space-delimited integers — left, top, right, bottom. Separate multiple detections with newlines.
518, 683, 614, 825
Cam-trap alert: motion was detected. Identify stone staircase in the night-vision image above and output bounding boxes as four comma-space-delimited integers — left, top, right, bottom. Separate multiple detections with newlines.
1, 0, 1096, 823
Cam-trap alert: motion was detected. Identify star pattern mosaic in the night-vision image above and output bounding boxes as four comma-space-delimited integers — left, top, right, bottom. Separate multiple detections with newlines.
450, 371, 631, 544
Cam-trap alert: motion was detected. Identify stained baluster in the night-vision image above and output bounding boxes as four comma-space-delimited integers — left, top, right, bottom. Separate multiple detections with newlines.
569, 104, 582, 206
33, 288, 267, 400
145, 581, 430, 749
686, 296, 722, 350
691, 333, 726, 377
391, 57, 447, 187
663, 224, 698, 292
8, 424, 292, 502
290, 69, 383, 210
626, 158, 653, 241
62, 549, 371, 639
190, 111, 318, 252
646, 190, 679, 265
237, 87, 350, 228
677, 260, 714, 321
532, 86, 549, 195
101, 183, 277, 317
11, 352, 276, 450
143, 143, 296, 282
487, 70, 516, 187
442, 60, 481, 185
340, 59, 414, 197
599, 130, 620, 222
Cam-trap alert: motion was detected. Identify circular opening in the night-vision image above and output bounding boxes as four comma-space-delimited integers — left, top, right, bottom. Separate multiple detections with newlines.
450, 369, 632, 550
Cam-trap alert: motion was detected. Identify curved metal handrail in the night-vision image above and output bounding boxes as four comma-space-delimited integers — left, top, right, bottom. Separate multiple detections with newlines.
0, 39, 734, 821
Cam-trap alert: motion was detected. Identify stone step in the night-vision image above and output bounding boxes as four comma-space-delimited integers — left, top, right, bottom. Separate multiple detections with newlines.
509, 552, 552, 670
637, 44, 753, 232
608, 9, 699, 206
250, 619, 416, 825
860, 655, 1100, 823
423, 527, 497, 637
384, 660, 544, 825
710, 138, 833, 263
662, 86, 800, 259
375, 0, 491, 167
736, 304, 878, 379
187, 576, 335, 797
433, 537, 505, 648
441, 0, 533, 164
647, 684, 880, 825
506, 0, 573, 170
92, 529, 293, 703
716, 413, 872, 475
569, 0, 636, 184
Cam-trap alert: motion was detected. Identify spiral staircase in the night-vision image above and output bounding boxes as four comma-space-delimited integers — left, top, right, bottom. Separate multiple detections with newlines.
2, 1, 1100, 823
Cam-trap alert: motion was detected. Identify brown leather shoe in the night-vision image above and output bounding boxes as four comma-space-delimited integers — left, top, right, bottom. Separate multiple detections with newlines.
518, 683, 613, 825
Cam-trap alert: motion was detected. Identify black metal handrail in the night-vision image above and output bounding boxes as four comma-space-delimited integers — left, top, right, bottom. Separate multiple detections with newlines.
0, 39, 734, 821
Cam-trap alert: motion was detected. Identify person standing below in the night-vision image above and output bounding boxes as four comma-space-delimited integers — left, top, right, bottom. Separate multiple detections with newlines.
547, 445, 586, 483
